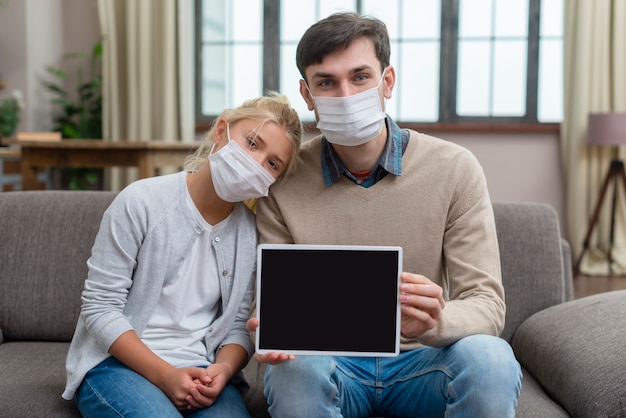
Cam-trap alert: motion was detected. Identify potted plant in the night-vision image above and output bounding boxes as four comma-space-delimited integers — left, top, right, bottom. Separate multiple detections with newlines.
0, 88, 24, 143
42, 40, 103, 189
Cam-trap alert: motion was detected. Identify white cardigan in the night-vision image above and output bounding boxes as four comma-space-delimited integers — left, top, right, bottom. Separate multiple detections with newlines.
63, 171, 257, 400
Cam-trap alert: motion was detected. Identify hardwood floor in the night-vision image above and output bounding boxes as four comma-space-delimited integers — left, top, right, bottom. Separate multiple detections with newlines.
574, 274, 626, 298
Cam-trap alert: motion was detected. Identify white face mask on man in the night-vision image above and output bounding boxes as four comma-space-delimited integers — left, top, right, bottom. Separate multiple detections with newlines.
306, 68, 387, 146
208, 123, 276, 202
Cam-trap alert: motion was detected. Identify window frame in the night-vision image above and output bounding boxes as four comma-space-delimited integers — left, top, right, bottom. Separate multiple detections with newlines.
195, 0, 555, 130
440, 0, 542, 125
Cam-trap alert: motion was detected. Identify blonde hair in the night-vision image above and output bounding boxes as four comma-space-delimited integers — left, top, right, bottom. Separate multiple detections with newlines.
185, 92, 303, 177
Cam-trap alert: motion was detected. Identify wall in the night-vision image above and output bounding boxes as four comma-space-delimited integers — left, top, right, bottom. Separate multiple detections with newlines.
0, 1, 568, 238
444, 130, 566, 237
0, 0, 100, 132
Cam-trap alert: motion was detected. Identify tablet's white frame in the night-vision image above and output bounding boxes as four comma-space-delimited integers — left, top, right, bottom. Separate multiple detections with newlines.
255, 243, 402, 357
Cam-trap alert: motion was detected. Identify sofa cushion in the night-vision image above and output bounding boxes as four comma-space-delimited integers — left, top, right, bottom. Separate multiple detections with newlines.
242, 359, 270, 417
512, 290, 626, 417
0, 341, 81, 417
0, 191, 116, 342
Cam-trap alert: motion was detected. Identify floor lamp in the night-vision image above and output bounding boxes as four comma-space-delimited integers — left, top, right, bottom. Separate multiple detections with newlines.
575, 112, 626, 276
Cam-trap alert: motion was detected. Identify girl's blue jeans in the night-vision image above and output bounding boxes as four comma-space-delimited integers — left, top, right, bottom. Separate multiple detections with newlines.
264, 334, 522, 418
75, 357, 250, 418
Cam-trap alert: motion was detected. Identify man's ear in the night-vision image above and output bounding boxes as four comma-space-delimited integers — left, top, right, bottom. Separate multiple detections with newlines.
299, 79, 316, 111
212, 118, 228, 147
382, 65, 396, 100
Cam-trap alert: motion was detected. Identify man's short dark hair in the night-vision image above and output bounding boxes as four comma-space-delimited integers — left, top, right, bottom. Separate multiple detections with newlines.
296, 12, 391, 82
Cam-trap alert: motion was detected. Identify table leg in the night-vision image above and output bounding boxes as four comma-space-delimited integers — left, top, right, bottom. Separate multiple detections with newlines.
138, 152, 156, 179
20, 159, 44, 190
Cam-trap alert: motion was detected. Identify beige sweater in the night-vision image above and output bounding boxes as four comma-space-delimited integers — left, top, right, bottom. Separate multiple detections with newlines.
256, 131, 505, 350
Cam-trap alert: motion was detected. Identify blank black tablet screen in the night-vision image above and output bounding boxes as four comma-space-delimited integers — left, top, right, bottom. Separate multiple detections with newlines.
257, 245, 401, 356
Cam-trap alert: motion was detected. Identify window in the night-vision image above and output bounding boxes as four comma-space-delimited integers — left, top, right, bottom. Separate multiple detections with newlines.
195, 0, 563, 125
196, 0, 264, 117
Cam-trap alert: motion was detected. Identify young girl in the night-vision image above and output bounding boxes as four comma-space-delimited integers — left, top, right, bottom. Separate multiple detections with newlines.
62, 93, 302, 417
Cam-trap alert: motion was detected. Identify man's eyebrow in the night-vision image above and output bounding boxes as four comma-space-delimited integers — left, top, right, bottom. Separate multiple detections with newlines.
310, 71, 335, 80
310, 65, 375, 81
349, 65, 375, 74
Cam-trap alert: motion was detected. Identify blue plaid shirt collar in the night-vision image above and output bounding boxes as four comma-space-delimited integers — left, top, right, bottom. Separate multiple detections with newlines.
321, 116, 409, 188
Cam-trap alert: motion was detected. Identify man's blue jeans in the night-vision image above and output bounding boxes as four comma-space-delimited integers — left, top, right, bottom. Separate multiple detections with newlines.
264, 334, 522, 418
76, 357, 250, 418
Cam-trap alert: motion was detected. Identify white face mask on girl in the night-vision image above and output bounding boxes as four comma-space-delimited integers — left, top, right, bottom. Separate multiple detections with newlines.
208, 123, 276, 202
306, 68, 387, 146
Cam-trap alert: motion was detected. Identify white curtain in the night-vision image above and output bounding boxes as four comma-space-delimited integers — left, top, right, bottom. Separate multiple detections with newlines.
97, 0, 195, 190
562, 0, 626, 275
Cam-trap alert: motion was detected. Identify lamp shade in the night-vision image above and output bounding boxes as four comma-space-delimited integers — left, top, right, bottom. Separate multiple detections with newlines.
587, 112, 626, 146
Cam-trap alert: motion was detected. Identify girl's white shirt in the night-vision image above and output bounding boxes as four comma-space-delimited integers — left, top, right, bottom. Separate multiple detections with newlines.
141, 186, 231, 367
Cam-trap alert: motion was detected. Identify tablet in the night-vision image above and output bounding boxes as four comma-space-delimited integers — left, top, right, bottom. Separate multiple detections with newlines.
255, 243, 402, 357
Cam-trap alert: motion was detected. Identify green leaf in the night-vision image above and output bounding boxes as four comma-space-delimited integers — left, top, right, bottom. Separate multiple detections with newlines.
46, 67, 68, 79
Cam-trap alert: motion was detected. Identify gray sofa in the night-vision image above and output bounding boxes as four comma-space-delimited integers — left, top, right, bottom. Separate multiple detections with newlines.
1, 190, 625, 418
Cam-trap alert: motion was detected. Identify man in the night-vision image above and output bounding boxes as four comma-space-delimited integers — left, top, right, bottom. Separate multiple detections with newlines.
250, 12, 522, 417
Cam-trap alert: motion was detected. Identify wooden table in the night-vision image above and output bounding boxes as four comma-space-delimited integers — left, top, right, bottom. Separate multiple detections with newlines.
5, 139, 197, 190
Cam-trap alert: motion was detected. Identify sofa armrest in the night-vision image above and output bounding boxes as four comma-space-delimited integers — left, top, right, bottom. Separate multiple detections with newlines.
493, 202, 570, 342
511, 290, 626, 417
